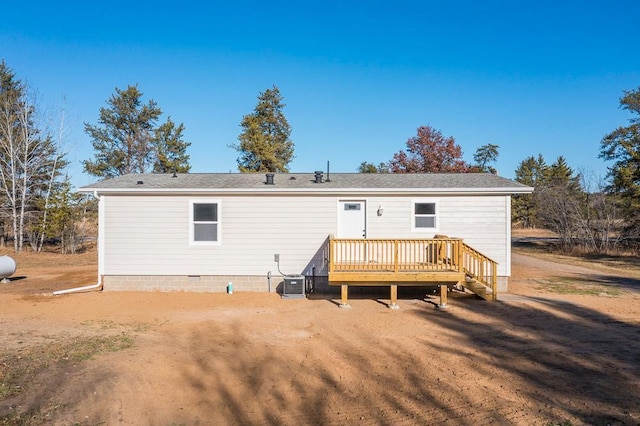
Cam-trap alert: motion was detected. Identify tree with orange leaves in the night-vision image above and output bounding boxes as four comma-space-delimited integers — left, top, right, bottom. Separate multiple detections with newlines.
389, 125, 471, 173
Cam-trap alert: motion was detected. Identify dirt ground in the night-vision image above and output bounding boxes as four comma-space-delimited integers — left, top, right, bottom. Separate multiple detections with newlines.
1, 239, 640, 425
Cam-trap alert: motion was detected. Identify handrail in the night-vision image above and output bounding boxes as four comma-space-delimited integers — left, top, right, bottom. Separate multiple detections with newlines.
461, 242, 498, 301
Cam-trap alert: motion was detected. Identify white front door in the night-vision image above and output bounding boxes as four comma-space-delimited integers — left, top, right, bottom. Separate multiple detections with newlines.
337, 200, 366, 239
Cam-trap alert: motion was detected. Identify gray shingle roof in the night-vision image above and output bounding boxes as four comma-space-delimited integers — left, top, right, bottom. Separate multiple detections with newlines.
81, 172, 533, 194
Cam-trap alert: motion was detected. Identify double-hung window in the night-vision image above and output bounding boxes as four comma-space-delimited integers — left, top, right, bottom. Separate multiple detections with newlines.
412, 201, 438, 231
190, 200, 220, 244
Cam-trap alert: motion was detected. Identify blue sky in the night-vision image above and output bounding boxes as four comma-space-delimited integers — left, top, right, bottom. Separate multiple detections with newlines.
2, 0, 639, 187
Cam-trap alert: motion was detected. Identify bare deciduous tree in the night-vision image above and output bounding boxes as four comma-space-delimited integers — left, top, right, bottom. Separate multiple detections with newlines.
0, 62, 67, 252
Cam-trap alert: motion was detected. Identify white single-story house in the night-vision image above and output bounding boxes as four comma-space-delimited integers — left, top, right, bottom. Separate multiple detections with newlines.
80, 172, 533, 297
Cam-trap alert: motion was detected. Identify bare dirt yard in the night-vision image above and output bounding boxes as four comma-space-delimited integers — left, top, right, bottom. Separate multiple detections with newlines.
1, 235, 640, 425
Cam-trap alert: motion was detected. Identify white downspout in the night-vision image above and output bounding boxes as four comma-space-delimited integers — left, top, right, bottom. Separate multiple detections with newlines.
97, 192, 105, 283
53, 193, 106, 296
53, 280, 103, 296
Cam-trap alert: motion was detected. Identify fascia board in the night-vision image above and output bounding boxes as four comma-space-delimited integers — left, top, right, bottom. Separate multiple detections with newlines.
80, 186, 534, 196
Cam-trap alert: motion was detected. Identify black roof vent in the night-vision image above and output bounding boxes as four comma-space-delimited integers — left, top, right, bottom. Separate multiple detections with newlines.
136, 180, 143, 185
265, 173, 275, 185
314, 171, 323, 184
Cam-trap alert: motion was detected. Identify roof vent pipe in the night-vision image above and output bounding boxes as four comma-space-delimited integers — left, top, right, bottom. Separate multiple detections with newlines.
265, 173, 275, 185
314, 171, 323, 184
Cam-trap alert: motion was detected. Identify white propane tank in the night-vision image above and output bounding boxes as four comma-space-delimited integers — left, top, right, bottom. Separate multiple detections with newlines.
0, 255, 16, 282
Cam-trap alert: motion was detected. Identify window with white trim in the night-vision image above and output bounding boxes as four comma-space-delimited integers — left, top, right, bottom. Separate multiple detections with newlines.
413, 201, 437, 231
189, 200, 220, 244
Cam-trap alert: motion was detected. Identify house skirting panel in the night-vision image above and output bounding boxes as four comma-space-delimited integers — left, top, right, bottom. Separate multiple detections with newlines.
101, 274, 509, 294
102, 275, 272, 293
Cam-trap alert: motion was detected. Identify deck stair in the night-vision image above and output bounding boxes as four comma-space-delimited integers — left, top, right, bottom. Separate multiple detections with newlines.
462, 276, 492, 300
460, 241, 498, 301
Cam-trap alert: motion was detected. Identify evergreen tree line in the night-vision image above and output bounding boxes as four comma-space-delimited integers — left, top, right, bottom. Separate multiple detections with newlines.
513, 87, 640, 253
2, 54, 638, 255
511, 154, 622, 252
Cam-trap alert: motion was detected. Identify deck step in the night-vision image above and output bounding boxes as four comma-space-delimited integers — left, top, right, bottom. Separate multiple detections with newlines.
463, 277, 492, 301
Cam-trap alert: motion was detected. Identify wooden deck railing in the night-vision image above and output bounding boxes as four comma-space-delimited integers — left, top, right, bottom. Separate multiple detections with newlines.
329, 238, 463, 273
329, 237, 498, 300
329, 238, 462, 273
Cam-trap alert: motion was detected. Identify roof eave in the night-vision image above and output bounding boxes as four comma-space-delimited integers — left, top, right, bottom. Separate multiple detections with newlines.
80, 186, 535, 196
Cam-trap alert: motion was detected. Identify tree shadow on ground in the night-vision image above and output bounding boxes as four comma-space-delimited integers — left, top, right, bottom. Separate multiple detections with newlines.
6, 291, 638, 424
413, 294, 640, 425
570, 273, 640, 291
177, 316, 515, 424
169, 290, 640, 424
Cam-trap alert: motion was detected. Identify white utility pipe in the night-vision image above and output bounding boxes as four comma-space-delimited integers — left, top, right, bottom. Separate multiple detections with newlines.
53, 282, 103, 296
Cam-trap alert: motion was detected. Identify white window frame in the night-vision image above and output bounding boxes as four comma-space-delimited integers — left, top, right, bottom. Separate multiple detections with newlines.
189, 199, 221, 245
411, 199, 439, 232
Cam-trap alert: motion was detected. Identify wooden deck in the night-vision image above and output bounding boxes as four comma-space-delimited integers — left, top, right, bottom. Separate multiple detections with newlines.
328, 237, 498, 308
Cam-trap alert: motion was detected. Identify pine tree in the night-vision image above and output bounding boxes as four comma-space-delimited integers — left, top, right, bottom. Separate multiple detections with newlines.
153, 117, 191, 173
38, 174, 96, 253
512, 154, 549, 227
599, 86, 640, 233
547, 156, 581, 191
83, 85, 191, 178
233, 85, 294, 172
473, 143, 499, 173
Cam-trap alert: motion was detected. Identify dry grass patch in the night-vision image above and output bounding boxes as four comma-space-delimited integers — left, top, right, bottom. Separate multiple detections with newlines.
1, 333, 133, 424
1, 334, 133, 399
531, 278, 624, 297
0, 333, 133, 425
513, 234, 640, 279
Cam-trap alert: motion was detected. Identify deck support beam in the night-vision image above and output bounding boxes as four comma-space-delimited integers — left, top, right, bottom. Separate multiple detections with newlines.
389, 284, 399, 309
339, 284, 350, 308
437, 284, 448, 309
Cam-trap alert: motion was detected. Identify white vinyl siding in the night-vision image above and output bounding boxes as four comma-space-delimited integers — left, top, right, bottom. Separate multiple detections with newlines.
102, 195, 335, 276
363, 195, 511, 276
101, 193, 512, 278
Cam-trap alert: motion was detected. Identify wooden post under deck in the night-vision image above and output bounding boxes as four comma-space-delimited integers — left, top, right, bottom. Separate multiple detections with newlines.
438, 284, 448, 309
340, 284, 350, 308
389, 284, 399, 309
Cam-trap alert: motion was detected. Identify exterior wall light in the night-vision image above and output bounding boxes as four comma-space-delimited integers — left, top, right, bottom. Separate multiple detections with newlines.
377, 205, 384, 216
